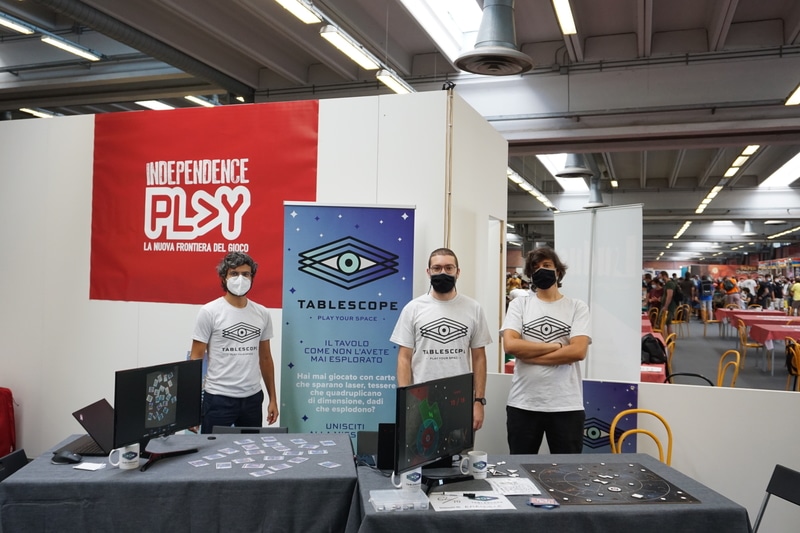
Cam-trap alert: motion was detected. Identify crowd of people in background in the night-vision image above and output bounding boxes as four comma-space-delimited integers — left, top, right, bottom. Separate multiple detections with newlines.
642, 271, 800, 322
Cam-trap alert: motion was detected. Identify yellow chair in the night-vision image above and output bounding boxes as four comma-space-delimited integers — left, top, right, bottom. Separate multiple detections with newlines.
700, 307, 722, 337
717, 349, 740, 387
609, 409, 673, 465
748, 304, 763, 309
648, 307, 658, 327
737, 319, 763, 368
672, 304, 689, 338
653, 309, 668, 335
785, 340, 800, 392
663, 333, 676, 377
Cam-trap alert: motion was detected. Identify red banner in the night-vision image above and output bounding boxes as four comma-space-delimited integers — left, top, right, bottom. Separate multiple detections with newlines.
90, 102, 318, 306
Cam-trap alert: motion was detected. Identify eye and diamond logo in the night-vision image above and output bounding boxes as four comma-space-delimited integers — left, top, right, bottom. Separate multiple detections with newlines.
298, 236, 398, 289
406, 471, 422, 483
522, 317, 571, 342
420, 318, 469, 343
222, 322, 261, 343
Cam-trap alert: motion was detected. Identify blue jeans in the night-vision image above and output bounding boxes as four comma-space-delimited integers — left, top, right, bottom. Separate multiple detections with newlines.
201, 390, 264, 434
506, 405, 585, 454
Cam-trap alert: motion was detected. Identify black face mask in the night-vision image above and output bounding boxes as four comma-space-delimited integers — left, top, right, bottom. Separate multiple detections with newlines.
532, 268, 557, 290
430, 273, 456, 293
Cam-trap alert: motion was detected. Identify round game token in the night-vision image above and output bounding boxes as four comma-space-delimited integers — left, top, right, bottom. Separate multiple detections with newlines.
608, 486, 622, 492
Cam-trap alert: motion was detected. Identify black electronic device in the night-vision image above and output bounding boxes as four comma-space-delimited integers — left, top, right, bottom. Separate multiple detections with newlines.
113, 359, 202, 451
393, 373, 474, 475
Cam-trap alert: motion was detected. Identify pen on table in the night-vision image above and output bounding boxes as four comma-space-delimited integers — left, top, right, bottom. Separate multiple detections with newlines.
441, 492, 477, 498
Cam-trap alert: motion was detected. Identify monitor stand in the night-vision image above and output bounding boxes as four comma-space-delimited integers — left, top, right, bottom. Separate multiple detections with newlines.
421, 456, 474, 493
140, 434, 198, 471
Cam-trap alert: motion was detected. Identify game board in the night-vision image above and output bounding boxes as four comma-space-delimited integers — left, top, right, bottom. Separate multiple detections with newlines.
521, 462, 699, 505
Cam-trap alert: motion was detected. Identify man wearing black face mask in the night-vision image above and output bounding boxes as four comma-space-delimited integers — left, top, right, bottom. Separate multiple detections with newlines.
501, 246, 591, 455
391, 248, 492, 430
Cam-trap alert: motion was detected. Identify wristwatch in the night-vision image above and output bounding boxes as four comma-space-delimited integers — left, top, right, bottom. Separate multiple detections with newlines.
474, 397, 486, 405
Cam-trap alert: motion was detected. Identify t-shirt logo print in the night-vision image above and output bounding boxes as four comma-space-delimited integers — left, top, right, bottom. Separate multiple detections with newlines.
222, 322, 261, 343
420, 318, 469, 343
522, 317, 570, 342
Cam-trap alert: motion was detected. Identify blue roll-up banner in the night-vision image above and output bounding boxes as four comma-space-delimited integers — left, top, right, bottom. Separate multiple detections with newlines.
281, 203, 415, 439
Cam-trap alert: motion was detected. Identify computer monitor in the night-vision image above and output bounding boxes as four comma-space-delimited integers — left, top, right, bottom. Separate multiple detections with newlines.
393, 372, 474, 474
113, 359, 202, 449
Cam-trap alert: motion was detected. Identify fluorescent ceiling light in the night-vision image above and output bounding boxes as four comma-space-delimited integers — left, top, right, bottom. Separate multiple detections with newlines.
552, 0, 577, 35
610, 180, 618, 187
785, 85, 800, 106
376, 69, 414, 94
537, 153, 589, 193
712, 220, 734, 225
0, 13, 34, 34
320, 25, 379, 70
274, 0, 322, 24
742, 145, 760, 156
41, 35, 102, 61
185, 95, 216, 107
19, 107, 56, 119
397, 0, 481, 64
765, 220, 786, 225
135, 100, 175, 111
723, 167, 739, 177
732, 156, 748, 167
759, 151, 800, 188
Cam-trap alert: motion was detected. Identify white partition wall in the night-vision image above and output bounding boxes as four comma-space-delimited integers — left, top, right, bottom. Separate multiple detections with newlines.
0, 91, 507, 455
555, 205, 643, 381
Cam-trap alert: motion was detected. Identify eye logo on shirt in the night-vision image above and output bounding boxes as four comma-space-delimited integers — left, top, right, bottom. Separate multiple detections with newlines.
522, 317, 570, 342
222, 322, 261, 343
420, 318, 469, 344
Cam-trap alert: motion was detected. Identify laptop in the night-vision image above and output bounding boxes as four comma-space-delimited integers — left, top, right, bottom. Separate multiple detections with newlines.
55, 399, 115, 456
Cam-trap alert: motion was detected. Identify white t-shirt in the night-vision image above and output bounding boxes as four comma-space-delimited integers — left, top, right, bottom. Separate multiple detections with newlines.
193, 297, 273, 398
390, 293, 493, 383
501, 293, 591, 412
508, 288, 531, 300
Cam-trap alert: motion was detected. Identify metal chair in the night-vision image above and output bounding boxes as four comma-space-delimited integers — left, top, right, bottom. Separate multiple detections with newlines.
700, 307, 722, 337
0, 449, 28, 482
672, 304, 690, 338
737, 318, 763, 368
647, 307, 659, 326
663, 373, 714, 386
652, 308, 668, 335
663, 333, 676, 377
609, 408, 673, 465
785, 339, 800, 392
211, 426, 289, 434
751, 464, 800, 532
717, 349, 740, 387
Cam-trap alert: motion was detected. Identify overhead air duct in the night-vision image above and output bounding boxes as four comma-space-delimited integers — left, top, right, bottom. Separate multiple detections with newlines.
555, 153, 592, 178
584, 175, 607, 209
455, 0, 533, 76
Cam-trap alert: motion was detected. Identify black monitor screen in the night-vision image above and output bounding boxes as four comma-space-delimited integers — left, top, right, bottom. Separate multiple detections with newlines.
114, 359, 202, 448
394, 372, 474, 474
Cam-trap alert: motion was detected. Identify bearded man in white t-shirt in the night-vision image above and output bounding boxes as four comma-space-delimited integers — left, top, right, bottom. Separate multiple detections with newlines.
391, 248, 492, 431
190, 252, 279, 434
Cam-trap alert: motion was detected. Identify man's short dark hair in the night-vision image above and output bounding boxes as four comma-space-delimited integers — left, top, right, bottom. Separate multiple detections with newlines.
428, 248, 459, 268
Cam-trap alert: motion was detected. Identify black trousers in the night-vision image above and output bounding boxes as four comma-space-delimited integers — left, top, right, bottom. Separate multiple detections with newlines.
506, 405, 585, 454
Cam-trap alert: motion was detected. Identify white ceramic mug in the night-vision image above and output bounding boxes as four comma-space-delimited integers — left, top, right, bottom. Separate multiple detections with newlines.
390, 466, 422, 491
459, 450, 488, 479
108, 443, 140, 470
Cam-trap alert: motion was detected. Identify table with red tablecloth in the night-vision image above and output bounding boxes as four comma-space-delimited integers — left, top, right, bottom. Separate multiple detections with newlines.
642, 317, 653, 334
738, 315, 800, 328
715, 308, 786, 337
746, 324, 800, 375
